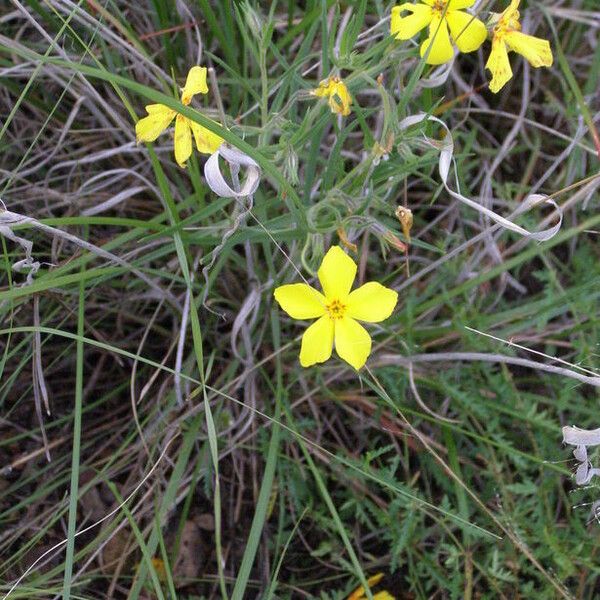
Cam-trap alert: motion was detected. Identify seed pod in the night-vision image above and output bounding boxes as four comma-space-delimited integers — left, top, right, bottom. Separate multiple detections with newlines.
395, 206, 413, 243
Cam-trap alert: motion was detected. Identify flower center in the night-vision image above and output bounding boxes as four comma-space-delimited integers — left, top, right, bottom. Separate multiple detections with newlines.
493, 10, 521, 37
432, 0, 447, 15
326, 299, 347, 320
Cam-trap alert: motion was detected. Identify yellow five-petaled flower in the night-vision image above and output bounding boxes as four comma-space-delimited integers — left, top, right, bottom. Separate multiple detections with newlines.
486, 0, 553, 93
311, 76, 353, 117
274, 246, 398, 370
391, 0, 487, 65
135, 66, 224, 167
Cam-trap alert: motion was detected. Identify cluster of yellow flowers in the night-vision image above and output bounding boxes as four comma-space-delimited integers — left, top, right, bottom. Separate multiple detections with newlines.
133, 0, 553, 372
391, 0, 553, 93
134, 75, 398, 372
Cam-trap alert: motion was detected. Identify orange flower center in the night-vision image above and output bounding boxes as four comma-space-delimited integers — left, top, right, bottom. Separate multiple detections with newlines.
432, 0, 448, 15
326, 299, 347, 320
494, 10, 521, 37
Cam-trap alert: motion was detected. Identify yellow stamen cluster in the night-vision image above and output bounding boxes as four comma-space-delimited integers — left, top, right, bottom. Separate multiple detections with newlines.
326, 299, 347, 320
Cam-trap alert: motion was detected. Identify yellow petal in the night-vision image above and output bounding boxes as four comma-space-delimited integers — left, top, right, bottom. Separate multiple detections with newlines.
334, 317, 372, 370
312, 79, 334, 98
181, 66, 209, 105
317, 246, 357, 301
390, 3, 432, 40
174, 114, 192, 167
366, 574, 385, 587
445, 0, 476, 8
328, 81, 352, 116
446, 9, 487, 53
501, 0, 521, 22
189, 119, 224, 154
274, 283, 326, 319
312, 78, 352, 116
145, 104, 173, 114
135, 104, 175, 142
504, 31, 553, 68
421, 0, 477, 8
486, 38, 512, 93
347, 282, 398, 323
348, 573, 385, 600
422, 0, 477, 7
373, 593, 395, 600
299, 315, 334, 367
420, 15, 454, 65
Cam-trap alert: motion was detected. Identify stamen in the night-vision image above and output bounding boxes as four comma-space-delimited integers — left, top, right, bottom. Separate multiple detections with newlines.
326, 299, 347, 320
432, 0, 446, 13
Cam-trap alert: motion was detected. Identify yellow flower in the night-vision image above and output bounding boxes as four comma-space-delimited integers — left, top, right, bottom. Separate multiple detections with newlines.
486, 0, 553, 93
390, 0, 487, 65
135, 66, 224, 167
347, 572, 396, 600
273, 246, 398, 370
311, 76, 352, 116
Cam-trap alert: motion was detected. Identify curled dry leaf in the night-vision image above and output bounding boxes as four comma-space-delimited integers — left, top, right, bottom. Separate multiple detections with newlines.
399, 113, 563, 241
173, 520, 205, 581
100, 528, 133, 575
204, 144, 261, 199
562, 426, 600, 486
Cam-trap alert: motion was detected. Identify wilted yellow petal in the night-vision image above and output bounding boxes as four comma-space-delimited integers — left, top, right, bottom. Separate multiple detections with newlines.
366, 573, 385, 587
181, 66, 209, 105
312, 78, 352, 116
486, 38, 512, 93
334, 317, 371, 370
328, 81, 352, 116
312, 79, 334, 98
135, 104, 175, 143
299, 315, 334, 367
446, 9, 487, 53
189, 119, 224, 154
150, 558, 167, 581
174, 114, 192, 167
500, 0, 521, 23
347, 282, 398, 323
390, 3, 432, 40
505, 31, 553, 68
274, 283, 326, 319
420, 15, 454, 65
317, 246, 357, 301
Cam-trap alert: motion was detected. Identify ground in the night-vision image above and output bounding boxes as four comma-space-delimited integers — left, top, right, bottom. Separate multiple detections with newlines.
1, 1, 600, 599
